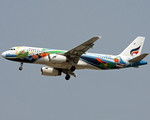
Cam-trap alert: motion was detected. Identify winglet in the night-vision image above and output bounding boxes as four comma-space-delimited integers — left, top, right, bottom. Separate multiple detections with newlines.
98, 35, 102, 39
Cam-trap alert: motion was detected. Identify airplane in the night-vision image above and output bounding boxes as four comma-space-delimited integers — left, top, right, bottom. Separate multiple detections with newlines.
2, 36, 148, 80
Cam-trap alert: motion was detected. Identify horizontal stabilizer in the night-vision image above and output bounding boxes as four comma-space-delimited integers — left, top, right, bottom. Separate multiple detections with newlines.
129, 53, 149, 62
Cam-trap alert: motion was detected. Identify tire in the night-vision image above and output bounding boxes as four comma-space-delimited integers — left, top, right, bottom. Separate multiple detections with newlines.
19, 67, 23, 71
65, 74, 70, 80
71, 66, 76, 72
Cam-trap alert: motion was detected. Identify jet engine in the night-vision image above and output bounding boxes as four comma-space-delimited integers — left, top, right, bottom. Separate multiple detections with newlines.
48, 54, 67, 63
41, 67, 61, 76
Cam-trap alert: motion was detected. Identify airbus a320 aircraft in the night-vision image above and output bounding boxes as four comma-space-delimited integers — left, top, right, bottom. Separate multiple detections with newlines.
2, 36, 148, 80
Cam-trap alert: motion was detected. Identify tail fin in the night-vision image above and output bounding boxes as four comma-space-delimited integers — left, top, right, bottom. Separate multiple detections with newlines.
119, 36, 145, 58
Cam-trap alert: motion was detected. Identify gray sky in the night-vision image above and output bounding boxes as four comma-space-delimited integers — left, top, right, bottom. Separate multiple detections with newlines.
0, 0, 150, 120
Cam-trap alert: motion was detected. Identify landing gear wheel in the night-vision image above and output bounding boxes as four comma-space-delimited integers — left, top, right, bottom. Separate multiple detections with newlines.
19, 67, 23, 71
71, 66, 76, 72
19, 62, 23, 71
65, 74, 70, 80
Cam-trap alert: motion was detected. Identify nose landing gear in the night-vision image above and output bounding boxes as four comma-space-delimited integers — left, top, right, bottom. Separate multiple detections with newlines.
19, 62, 23, 71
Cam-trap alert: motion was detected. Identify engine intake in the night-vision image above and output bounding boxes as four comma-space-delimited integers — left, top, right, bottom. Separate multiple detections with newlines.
41, 67, 61, 76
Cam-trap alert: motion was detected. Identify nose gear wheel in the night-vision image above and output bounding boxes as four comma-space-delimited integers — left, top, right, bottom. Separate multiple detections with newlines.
19, 62, 23, 71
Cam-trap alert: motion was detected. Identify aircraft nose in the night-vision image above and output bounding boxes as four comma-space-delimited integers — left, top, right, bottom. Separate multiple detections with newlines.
2, 52, 6, 58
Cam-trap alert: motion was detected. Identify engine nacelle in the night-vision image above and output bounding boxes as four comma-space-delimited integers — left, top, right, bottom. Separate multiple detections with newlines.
48, 54, 67, 63
41, 67, 61, 76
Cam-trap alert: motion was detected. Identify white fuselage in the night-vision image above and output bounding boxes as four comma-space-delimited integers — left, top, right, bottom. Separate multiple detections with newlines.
2, 46, 143, 70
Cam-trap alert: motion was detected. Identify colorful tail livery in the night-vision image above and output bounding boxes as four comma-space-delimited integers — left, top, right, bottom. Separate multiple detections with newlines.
120, 36, 145, 58
130, 45, 141, 56
2, 36, 148, 80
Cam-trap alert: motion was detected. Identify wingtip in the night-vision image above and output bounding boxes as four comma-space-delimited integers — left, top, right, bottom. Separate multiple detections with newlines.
98, 35, 102, 39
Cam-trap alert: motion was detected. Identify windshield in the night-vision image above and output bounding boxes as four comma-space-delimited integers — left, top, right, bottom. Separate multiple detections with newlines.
9, 48, 15, 50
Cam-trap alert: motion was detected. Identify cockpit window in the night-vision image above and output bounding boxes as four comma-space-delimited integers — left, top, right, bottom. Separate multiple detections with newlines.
9, 48, 16, 50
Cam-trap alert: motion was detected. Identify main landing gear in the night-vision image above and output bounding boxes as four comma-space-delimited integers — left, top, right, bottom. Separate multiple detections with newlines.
65, 74, 70, 80
70, 66, 76, 72
19, 62, 23, 71
64, 66, 76, 80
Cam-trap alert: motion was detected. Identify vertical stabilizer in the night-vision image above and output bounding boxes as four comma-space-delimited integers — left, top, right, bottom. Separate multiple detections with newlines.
119, 36, 145, 58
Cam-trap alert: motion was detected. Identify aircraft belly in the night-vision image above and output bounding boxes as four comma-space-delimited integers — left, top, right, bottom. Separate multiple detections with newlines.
77, 59, 100, 70
48, 63, 72, 69
43, 56, 71, 69
43, 56, 99, 70
34, 58, 45, 64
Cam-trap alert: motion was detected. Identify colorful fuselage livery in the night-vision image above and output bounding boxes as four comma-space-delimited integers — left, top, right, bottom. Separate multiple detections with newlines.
2, 36, 148, 80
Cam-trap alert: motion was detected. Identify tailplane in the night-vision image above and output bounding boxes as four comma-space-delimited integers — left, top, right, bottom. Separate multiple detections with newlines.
128, 53, 148, 62
119, 36, 145, 58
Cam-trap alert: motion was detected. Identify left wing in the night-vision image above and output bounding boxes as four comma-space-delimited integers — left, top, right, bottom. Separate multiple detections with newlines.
64, 36, 101, 64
